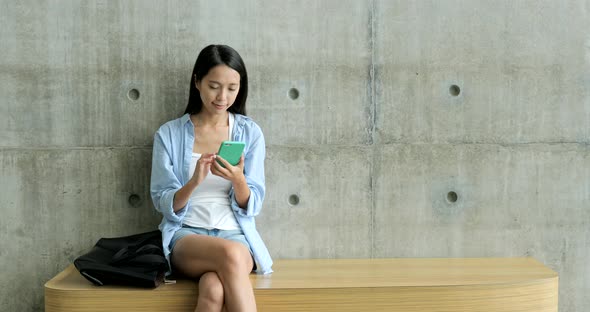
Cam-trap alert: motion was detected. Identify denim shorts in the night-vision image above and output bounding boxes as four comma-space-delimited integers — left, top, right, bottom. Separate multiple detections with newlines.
169, 225, 253, 257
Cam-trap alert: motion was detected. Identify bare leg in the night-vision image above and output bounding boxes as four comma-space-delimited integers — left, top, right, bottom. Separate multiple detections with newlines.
195, 272, 224, 312
172, 234, 256, 312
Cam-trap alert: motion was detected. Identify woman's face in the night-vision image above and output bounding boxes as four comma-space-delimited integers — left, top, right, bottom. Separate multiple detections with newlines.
196, 65, 241, 115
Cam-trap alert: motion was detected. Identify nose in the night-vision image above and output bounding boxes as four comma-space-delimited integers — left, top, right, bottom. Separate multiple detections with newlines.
216, 88, 228, 101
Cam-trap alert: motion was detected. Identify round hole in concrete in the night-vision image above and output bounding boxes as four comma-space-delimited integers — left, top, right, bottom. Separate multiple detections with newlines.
128, 88, 140, 101
288, 194, 300, 206
449, 85, 461, 97
128, 194, 142, 207
446, 191, 458, 203
288, 88, 299, 100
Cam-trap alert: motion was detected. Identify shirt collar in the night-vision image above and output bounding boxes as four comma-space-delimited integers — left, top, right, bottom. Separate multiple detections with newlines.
180, 113, 192, 125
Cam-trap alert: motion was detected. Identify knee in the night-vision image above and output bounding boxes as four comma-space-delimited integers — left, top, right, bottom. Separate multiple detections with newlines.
198, 272, 224, 306
219, 242, 252, 275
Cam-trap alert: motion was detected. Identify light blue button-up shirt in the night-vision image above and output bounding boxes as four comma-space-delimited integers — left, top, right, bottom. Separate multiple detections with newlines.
150, 113, 273, 275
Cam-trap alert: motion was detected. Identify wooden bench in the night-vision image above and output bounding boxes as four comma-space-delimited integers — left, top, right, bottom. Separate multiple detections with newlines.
45, 258, 558, 312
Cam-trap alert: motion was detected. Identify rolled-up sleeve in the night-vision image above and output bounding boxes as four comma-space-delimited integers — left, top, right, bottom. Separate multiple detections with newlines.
230, 125, 265, 217
150, 130, 186, 223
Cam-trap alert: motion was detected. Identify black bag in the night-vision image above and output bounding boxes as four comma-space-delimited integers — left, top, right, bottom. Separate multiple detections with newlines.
74, 230, 168, 288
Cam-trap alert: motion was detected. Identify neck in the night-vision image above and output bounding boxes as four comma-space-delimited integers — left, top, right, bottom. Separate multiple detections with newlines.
191, 112, 229, 127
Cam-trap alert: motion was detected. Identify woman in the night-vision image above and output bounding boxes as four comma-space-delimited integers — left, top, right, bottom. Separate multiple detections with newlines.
150, 44, 272, 312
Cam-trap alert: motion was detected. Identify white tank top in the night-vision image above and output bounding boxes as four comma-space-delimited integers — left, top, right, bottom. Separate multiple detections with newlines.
182, 113, 240, 230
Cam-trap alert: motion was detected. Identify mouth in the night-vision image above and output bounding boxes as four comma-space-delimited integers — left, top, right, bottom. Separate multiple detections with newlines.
213, 103, 226, 109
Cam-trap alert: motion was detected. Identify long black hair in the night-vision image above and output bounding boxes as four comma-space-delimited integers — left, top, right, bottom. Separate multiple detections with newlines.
184, 44, 248, 116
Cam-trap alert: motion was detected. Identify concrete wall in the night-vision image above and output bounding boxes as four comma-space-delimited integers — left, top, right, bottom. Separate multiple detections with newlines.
1, 1, 588, 311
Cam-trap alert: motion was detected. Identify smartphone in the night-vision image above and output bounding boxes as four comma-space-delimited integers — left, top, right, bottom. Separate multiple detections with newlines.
216, 141, 245, 167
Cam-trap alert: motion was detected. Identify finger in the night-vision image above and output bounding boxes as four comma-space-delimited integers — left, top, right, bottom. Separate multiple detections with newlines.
237, 155, 245, 169
215, 155, 232, 168
211, 164, 229, 179
199, 153, 215, 160
197, 153, 215, 165
211, 156, 227, 176
210, 163, 221, 176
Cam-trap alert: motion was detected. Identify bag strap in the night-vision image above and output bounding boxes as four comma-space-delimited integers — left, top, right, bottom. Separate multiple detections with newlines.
97, 230, 161, 251
121, 254, 168, 273
110, 244, 163, 265
127, 231, 161, 248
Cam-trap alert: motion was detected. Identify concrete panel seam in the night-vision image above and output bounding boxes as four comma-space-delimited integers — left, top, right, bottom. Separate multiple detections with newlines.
370, 0, 376, 259
1, 142, 587, 152
0, 146, 153, 151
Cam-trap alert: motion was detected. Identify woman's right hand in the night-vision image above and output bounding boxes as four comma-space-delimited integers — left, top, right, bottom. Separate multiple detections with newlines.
191, 153, 216, 186
172, 153, 216, 212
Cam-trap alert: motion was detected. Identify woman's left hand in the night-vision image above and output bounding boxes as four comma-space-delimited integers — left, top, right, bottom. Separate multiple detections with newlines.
211, 154, 246, 183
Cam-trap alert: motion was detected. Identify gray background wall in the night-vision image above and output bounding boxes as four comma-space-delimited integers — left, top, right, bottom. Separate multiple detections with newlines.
1, 1, 589, 311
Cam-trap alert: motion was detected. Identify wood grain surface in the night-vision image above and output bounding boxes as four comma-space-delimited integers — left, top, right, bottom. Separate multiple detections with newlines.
45, 258, 558, 312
